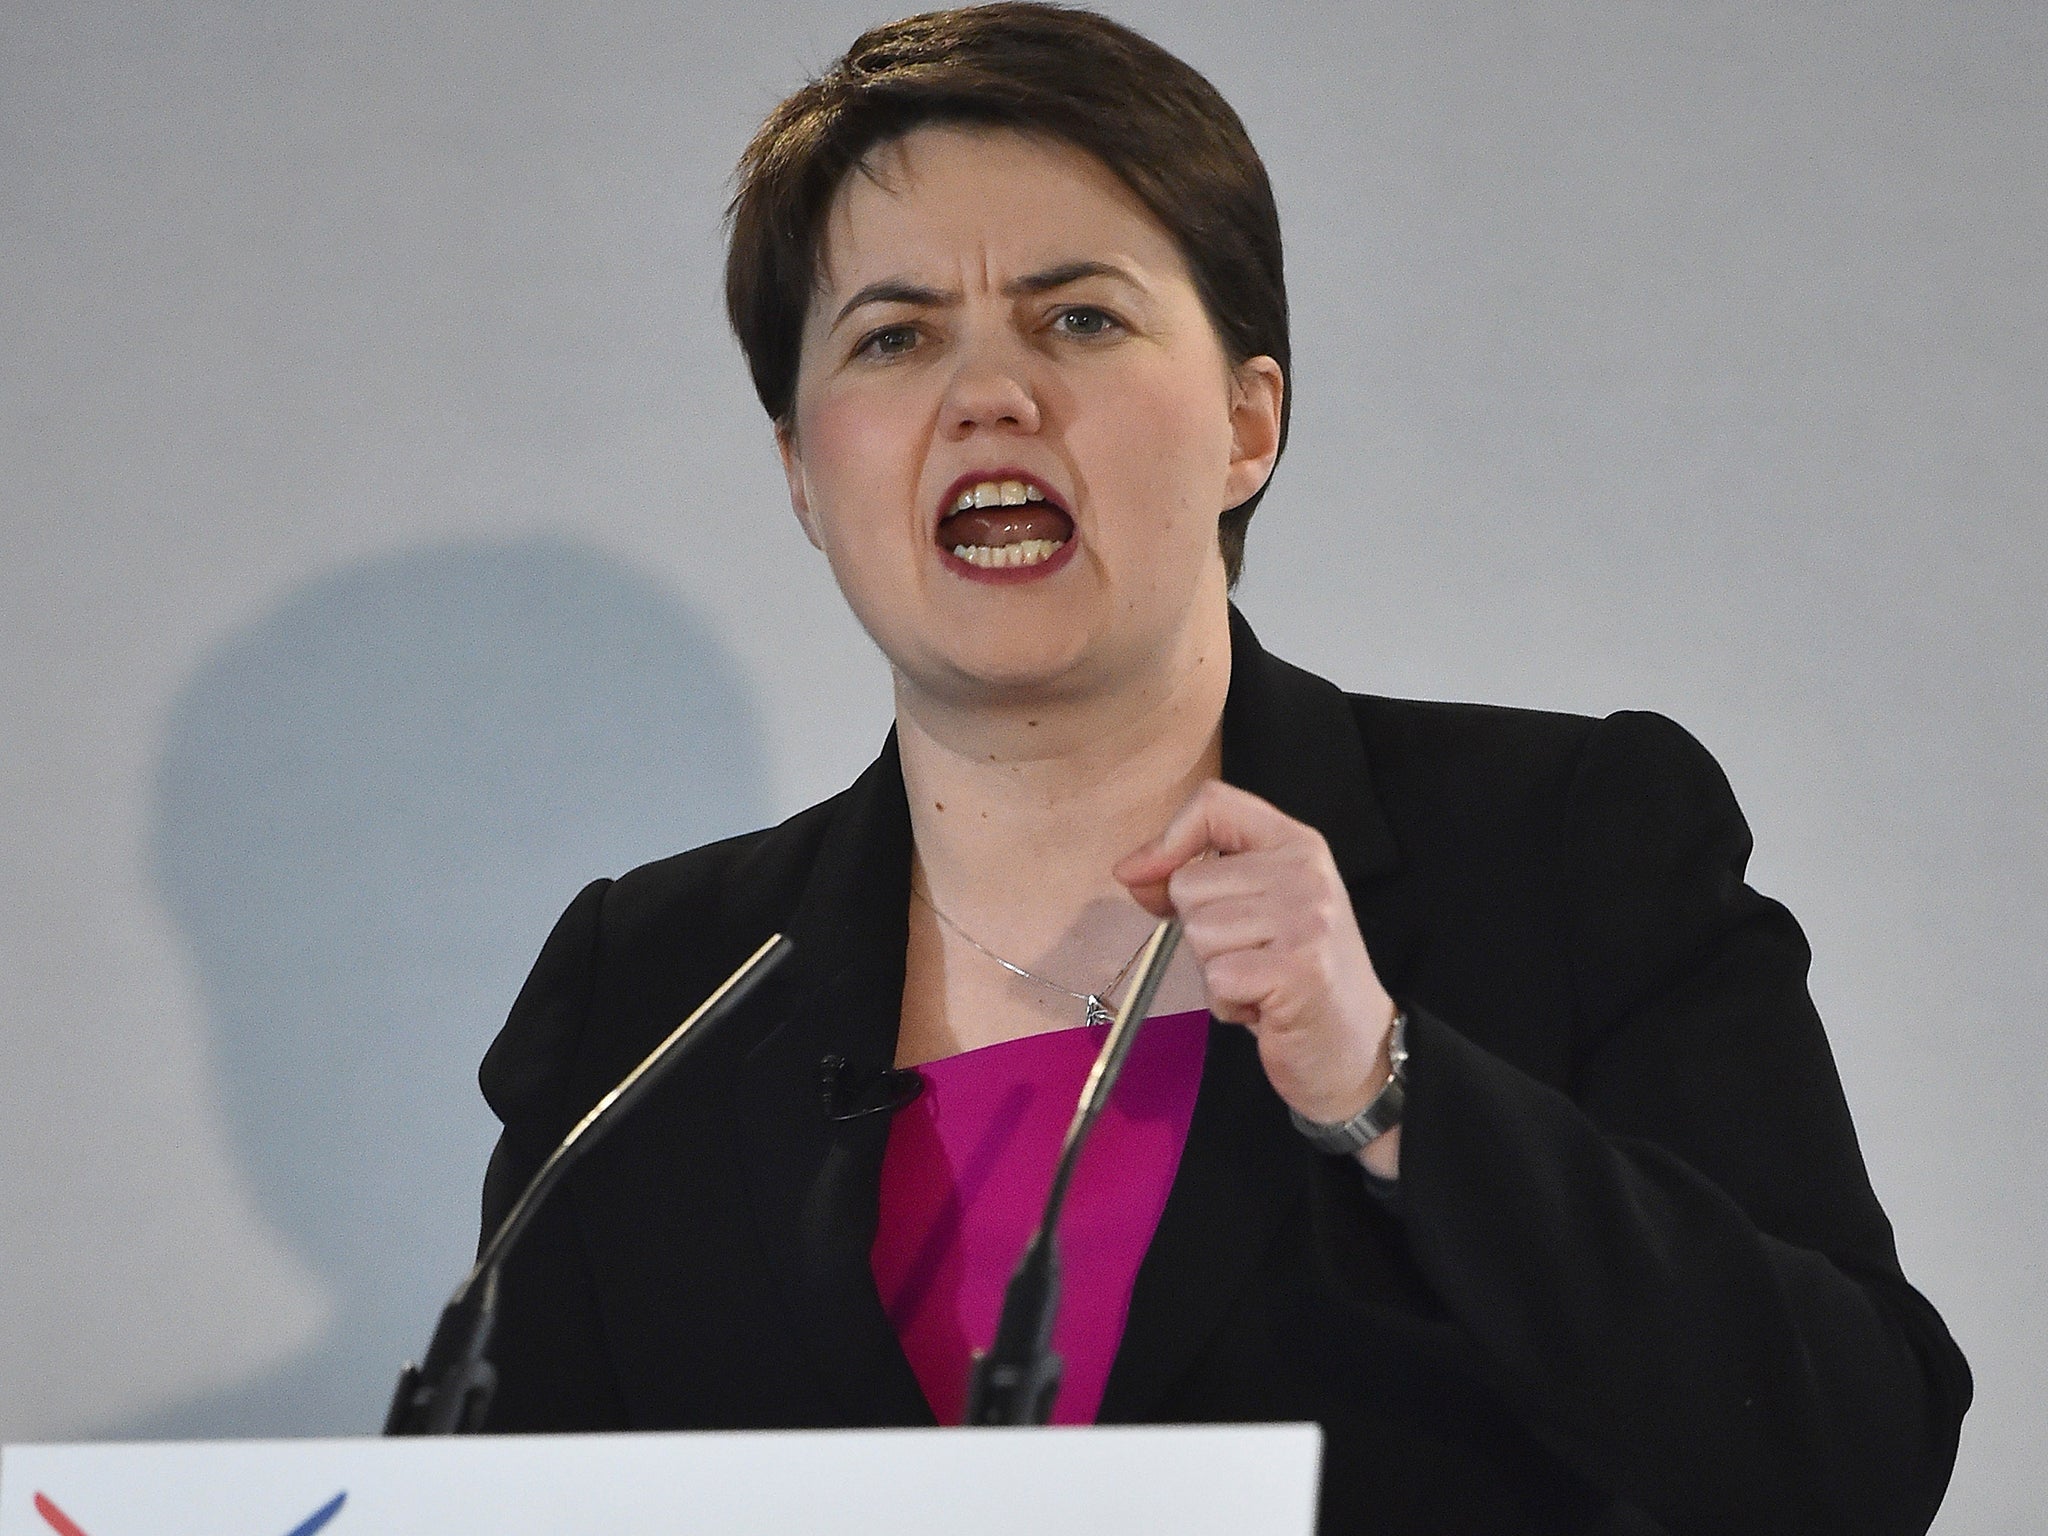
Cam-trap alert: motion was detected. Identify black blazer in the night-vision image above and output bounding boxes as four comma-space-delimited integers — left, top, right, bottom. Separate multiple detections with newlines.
477, 609, 1969, 1535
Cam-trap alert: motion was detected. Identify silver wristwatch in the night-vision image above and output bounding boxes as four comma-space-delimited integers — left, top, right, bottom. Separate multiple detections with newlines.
1288, 1012, 1408, 1155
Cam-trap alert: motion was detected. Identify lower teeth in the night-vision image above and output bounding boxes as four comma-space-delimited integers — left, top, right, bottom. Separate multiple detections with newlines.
951, 538, 1063, 569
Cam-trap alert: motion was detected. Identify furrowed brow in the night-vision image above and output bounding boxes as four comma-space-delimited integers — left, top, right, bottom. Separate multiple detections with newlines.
831, 280, 952, 330
1005, 260, 1147, 297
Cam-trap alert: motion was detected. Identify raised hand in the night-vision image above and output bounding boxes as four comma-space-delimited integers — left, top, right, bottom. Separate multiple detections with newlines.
1114, 779, 1402, 1174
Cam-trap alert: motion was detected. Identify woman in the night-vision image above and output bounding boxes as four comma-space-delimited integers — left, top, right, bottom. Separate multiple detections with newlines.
476, 7, 1969, 1531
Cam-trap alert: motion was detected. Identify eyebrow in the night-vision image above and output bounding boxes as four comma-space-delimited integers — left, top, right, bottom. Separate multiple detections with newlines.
829, 260, 1147, 330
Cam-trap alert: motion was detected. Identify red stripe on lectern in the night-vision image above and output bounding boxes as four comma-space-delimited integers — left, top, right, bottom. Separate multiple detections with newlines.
33, 1493, 91, 1536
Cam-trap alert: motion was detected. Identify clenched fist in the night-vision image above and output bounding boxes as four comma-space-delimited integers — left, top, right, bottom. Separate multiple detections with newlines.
1115, 779, 1403, 1177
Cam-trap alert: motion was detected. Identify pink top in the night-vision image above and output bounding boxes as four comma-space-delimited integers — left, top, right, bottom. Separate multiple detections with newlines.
871, 1009, 1209, 1425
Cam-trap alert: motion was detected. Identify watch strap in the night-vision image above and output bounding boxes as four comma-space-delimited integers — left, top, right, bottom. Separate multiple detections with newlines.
1288, 1011, 1408, 1155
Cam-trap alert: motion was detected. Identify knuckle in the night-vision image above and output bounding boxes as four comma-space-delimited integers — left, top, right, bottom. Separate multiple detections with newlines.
1317, 900, 1343, 934
1204, 950, 1248, 985
1203, 950, 1249, 996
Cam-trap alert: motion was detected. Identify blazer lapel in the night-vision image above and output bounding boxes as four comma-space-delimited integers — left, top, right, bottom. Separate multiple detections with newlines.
1218, 608, 1429, 1015
1101, 608, 1425, 1422
727, 738, 935, 1425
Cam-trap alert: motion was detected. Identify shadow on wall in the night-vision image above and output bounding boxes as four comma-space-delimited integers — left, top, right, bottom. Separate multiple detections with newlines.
127, 536, 768, 1439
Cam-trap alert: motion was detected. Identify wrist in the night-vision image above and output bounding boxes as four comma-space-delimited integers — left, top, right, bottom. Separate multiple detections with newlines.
1288, 1011, 1408, 1157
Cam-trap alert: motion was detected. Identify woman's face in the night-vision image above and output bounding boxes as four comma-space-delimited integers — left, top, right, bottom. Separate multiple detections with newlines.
778, 125, 1282, 709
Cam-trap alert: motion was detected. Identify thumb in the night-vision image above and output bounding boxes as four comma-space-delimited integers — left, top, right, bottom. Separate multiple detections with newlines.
1116, 865, 1177, 918
1113, 780, 1241, 915
1113, 822, 1189, 917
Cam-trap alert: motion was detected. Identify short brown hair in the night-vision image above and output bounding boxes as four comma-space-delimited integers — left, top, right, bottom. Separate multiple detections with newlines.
724, 3, 1288, 585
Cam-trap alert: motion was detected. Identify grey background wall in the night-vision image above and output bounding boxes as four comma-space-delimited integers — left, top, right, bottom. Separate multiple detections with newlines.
2, 0, 2039, 1526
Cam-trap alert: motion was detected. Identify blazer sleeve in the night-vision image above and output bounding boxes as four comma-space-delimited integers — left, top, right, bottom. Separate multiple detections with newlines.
473, 877, 632, 1431
1391, 710, 1970, 1536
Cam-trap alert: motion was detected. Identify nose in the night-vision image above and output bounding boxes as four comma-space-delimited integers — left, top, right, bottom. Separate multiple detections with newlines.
940, 341, 1042, 438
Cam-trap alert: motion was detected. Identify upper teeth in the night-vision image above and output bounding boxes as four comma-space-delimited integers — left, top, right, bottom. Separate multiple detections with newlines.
954, 479, 1046, 512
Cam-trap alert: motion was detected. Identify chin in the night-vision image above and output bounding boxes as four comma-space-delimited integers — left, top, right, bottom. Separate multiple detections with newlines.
930, 635, 1097, 703
872, 603, 1099, 700
858, 566, 1223, 708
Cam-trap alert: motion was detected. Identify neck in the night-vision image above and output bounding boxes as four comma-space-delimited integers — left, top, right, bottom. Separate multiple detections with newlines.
895, 597, 1232, 956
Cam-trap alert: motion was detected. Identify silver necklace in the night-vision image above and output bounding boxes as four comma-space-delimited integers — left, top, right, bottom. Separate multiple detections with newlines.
911, 884, 1153, 1028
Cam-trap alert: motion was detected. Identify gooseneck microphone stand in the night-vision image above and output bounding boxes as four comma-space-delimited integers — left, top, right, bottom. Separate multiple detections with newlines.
383, 932, 794, 1436
964, 917, 1184, 1426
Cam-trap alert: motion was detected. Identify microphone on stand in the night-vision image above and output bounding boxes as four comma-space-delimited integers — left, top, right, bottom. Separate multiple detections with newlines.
964, 917, 1184, 1427
384, 932, 794, 1436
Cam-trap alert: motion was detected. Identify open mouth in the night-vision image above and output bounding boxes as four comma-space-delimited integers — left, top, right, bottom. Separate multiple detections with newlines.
936, 474, 1074, 573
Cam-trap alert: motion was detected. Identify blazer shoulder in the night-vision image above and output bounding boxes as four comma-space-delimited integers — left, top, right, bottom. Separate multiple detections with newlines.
477, 780, 858, 1136
1350, 692, 1781, 1028
1347, 693, 1732, 825
1342, 693, 1752, 925
1344, 692, 1602, 848
602, 792, 840, 951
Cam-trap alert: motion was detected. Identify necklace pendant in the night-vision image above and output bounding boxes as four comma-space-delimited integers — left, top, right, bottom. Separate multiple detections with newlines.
1084, 994, 1115, 1029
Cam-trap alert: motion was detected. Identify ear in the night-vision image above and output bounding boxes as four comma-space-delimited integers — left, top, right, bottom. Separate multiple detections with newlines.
775, 421, 824, 551
1222, 356, 1285, 509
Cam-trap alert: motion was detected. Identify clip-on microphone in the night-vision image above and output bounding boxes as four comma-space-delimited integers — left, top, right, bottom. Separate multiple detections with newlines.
963, 916, 1184, 1426
383, 932, 794, 1435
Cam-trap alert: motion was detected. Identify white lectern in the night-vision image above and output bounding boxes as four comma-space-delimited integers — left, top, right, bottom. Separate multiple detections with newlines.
2, 1423, 1320, 1536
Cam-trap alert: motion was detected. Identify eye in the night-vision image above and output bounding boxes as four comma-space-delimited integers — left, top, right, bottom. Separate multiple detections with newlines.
1049, 305, 1122, 339
854, 323, 921, 360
